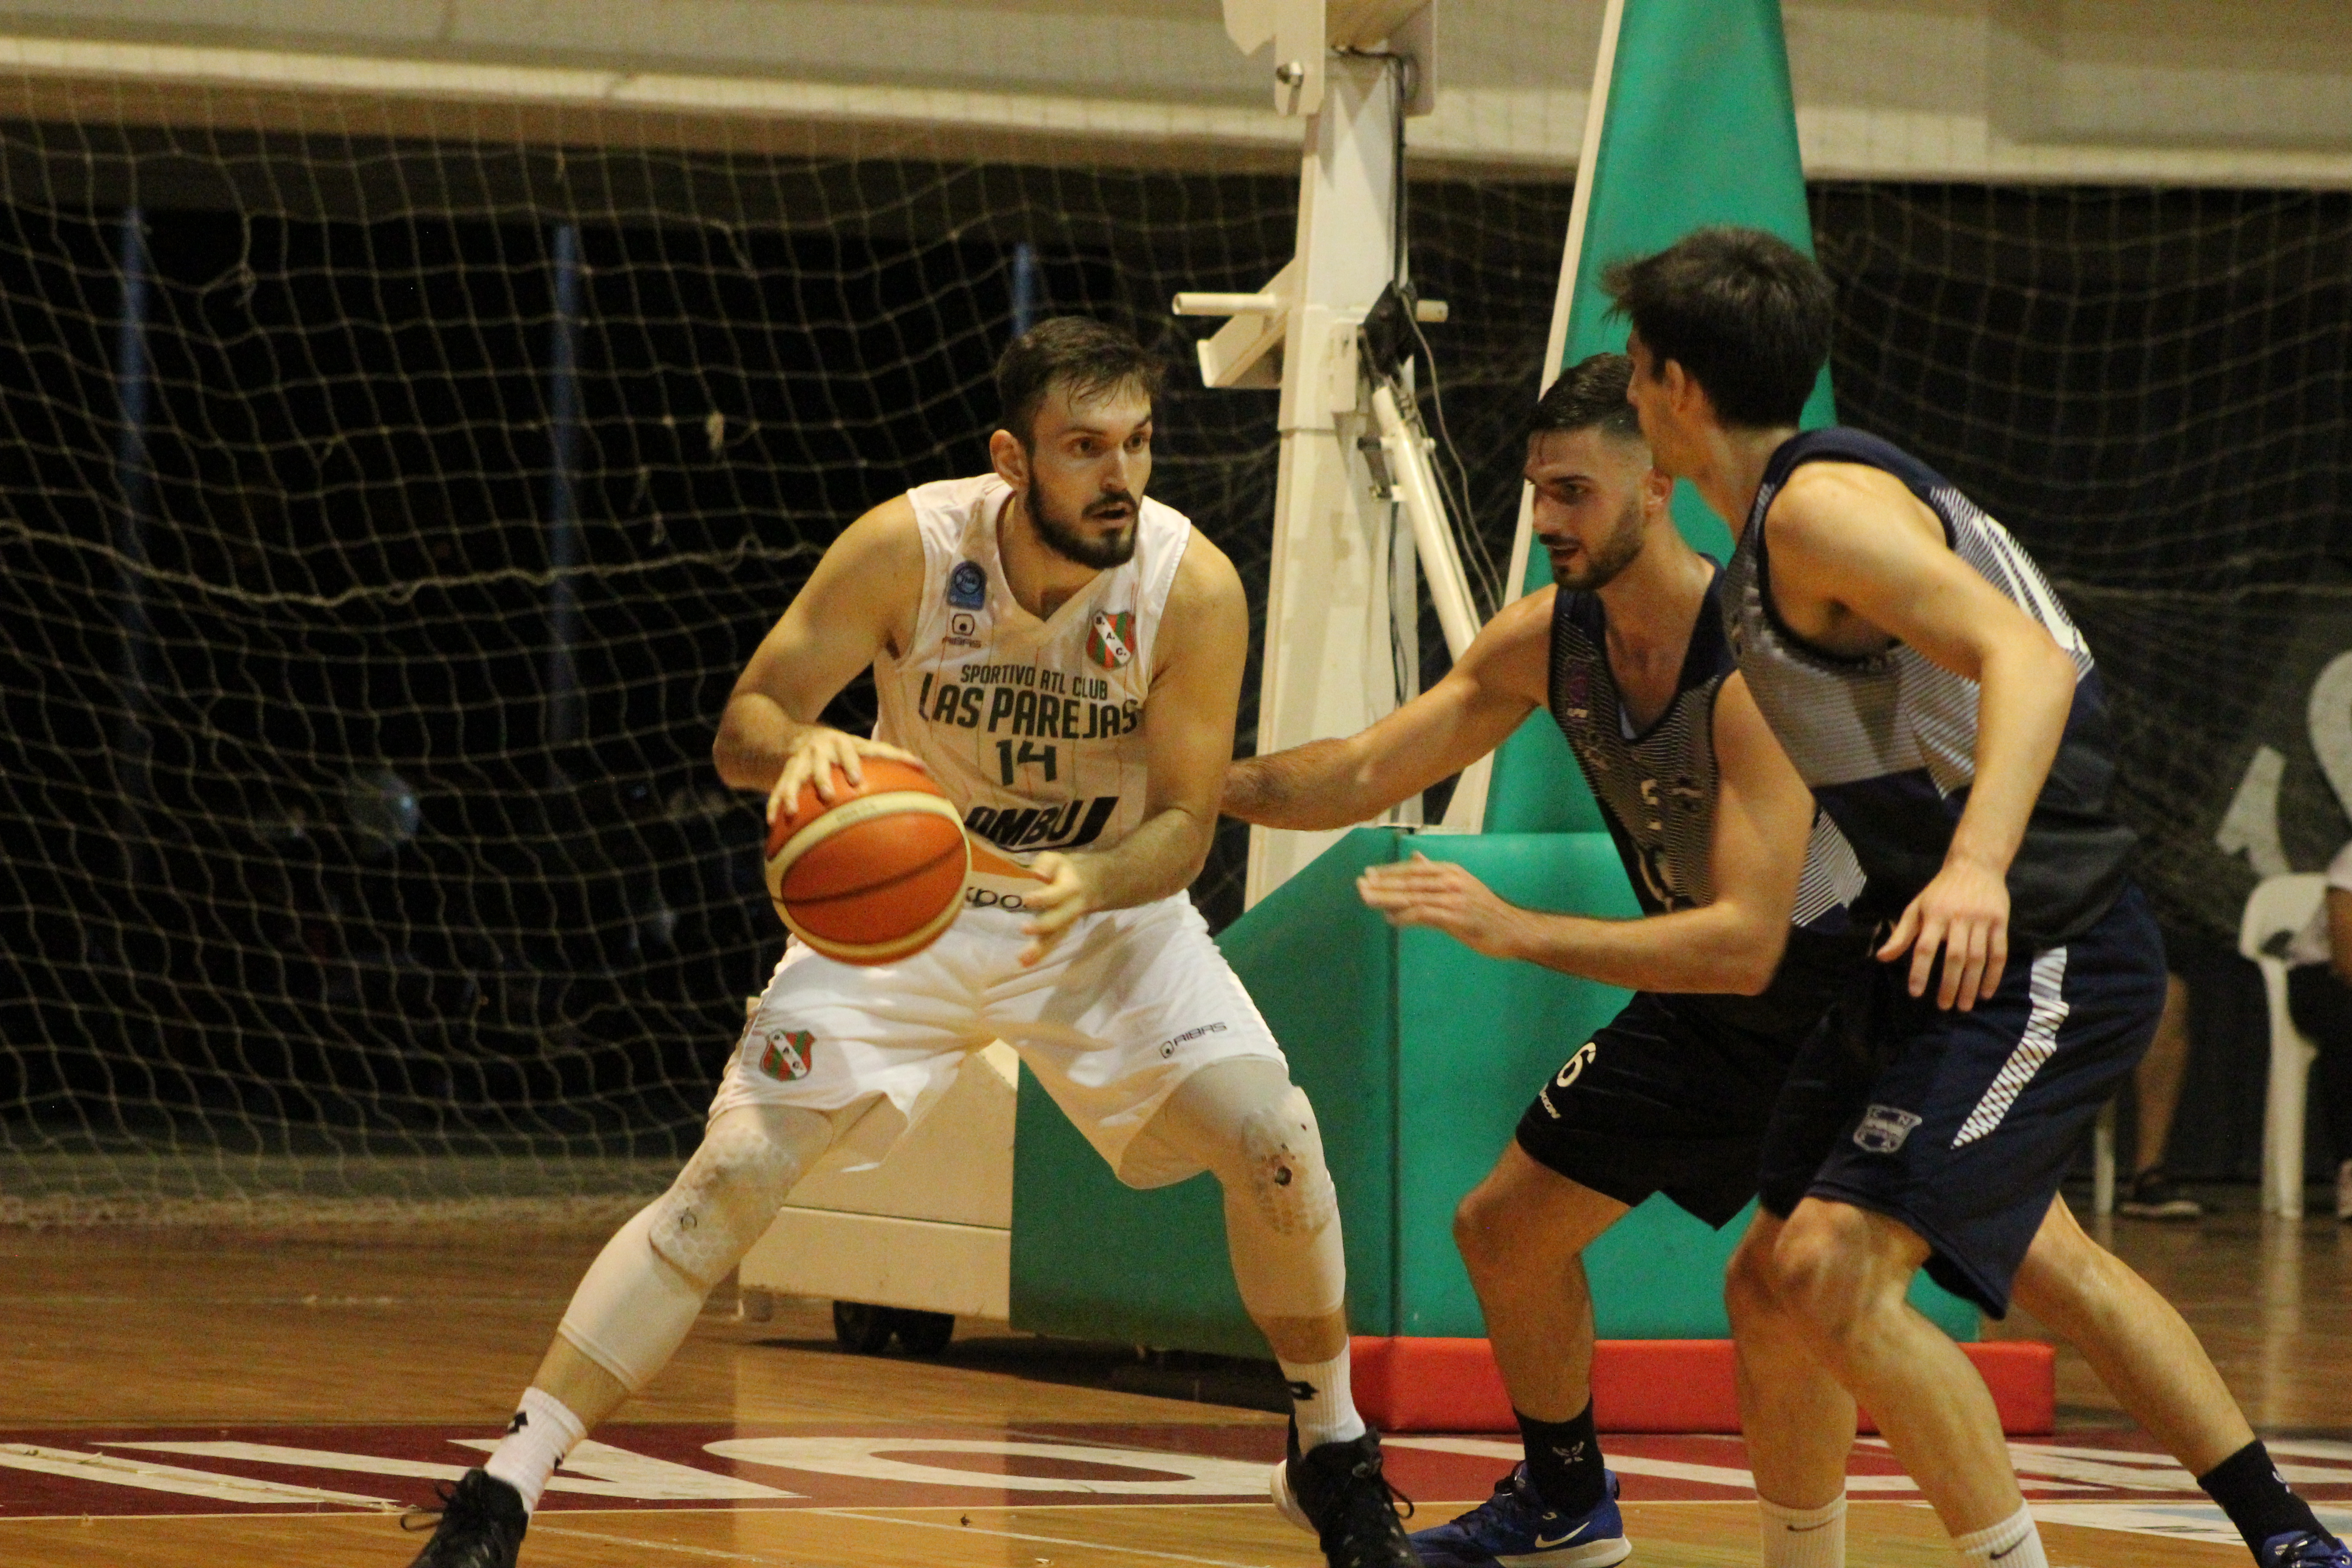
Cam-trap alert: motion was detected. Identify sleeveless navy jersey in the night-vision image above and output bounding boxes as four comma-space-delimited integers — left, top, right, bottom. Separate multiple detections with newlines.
1719, 427, 2137, 950
1547, 570, 1867, 1037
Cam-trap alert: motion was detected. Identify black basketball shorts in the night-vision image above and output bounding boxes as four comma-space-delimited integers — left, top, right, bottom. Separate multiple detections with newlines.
1757, 881, 2165, 1317
1514, 987, 1815, 1229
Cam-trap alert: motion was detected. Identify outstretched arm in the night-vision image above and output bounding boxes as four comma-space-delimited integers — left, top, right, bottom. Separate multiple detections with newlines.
1016, 532, 1250, 965
1221, 588, 1552, 829
713, 495, 928, 823
1767, 463, 2079, 1009
1354, 674, 1816, 994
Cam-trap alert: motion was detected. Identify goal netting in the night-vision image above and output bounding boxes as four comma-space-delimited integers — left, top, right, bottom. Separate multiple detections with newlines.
1811, 184, 2352, 952
5, 96, 2342, 1216
0, 110, 1563, 1216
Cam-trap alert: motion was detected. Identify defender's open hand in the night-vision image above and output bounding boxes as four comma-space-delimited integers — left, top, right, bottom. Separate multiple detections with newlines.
1356, 853, 1527, 960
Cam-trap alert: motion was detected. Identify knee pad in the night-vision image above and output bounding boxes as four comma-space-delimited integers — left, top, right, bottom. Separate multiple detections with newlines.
645, 1116, 806, 1290
1234, 1087, 1338, 1238
557, 1203, 704, 1393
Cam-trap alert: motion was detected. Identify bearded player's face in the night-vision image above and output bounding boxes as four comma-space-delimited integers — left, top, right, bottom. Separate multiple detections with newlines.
1020, 382, 1153, 570
1525, 426, 1656, 592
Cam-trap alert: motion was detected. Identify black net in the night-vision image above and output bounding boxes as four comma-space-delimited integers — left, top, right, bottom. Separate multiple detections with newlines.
17, 119, 2333, 1212
0, 118, 1560, 1209
1812, 185, 2352, 947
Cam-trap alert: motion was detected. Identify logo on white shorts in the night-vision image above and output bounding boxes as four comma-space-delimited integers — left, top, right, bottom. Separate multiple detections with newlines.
1155, 1021, 1229, 1059
758, 1028, 816, 1082
1853, 1103, 1923, 1155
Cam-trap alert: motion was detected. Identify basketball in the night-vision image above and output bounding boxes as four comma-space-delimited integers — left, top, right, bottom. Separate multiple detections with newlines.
763, 757, 969, 965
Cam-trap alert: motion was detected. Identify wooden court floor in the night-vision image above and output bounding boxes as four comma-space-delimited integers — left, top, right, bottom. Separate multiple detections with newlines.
1, 1196, 2346, 1567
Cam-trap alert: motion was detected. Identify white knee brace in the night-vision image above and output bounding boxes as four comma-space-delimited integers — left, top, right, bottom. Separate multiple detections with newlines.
556, 1113, 815, 1392
1223, 1087, 1345, 1320
1235, 1087, 1339, 1237
645, 1112, 808, 1290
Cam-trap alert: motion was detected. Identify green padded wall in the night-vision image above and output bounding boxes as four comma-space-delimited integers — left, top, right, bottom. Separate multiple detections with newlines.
1008, 828, 1978, 1354
1389, 833, 1635, 1333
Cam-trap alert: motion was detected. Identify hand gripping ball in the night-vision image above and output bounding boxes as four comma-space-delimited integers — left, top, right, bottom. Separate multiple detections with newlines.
763, 758, 969, 965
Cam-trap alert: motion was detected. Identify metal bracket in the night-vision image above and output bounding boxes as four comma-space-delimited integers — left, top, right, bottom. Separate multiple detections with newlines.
1184, 260, 1294, 390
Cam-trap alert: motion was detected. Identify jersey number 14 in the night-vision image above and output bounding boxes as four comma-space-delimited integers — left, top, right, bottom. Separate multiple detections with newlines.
996, 740, 1057, 784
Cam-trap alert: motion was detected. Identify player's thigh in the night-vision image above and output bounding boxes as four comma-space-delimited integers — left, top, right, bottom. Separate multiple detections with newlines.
1518, 990, 1786, 1229
711, 932, 992, 1137
1455, 1142, 1630, 1272
994, 896, 1286, 1187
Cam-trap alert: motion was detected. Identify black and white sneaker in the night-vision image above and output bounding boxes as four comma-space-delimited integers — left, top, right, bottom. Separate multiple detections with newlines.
402, 1468, 527, 1568
1270, 1422, 1425, 1567
2118, 1169, 2203, 1220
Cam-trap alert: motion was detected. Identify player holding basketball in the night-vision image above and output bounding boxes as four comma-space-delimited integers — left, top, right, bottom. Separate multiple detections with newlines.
1225, 352, 2346, 1568
1600, 227, 2348, 1568
404, 318, 1425, 1568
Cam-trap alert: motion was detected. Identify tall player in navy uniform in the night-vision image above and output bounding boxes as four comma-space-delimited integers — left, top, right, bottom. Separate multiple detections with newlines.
1227, 353, 2345, 1568
1607, 228, 2349, 1568
402, 319, 1426, 1568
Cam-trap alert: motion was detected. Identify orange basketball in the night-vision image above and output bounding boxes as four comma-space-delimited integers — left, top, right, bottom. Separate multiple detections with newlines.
763, 757, 968, 965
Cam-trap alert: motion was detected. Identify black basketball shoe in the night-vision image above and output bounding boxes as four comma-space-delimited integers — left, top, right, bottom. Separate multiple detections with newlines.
1269, 1421, 1425, 1567
402, 1468, 527, 1567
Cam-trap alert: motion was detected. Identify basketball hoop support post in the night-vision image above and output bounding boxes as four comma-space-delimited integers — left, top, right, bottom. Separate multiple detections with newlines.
1198, 0, 1439, 907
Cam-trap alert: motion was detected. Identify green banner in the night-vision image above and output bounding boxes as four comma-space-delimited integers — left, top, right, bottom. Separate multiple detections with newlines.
1488, 0, 1834, 831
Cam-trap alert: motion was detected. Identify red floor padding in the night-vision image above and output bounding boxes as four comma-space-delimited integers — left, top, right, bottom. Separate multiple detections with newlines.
1352, 1336, 2054, 1435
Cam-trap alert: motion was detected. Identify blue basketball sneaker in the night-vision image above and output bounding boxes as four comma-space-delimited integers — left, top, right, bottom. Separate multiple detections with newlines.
1406, 1464, 1630, 1568
2264, 1530, 2352, 1568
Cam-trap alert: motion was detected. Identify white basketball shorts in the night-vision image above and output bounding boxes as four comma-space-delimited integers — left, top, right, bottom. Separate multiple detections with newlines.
710, 892, 1285, 1188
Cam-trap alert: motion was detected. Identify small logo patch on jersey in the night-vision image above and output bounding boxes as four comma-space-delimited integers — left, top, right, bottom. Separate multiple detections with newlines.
1853, 1103, 1923, 1155
948, 611, 980, 641
1087, 610, 1135, 669
757, 1029, 816, 1082
1561, 667, 1590, 720
947, 560, 987, 609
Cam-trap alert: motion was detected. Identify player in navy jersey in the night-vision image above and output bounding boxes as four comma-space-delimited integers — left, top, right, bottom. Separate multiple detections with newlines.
1608, 227, 2347, 1568
1225, 353, 2334, 1568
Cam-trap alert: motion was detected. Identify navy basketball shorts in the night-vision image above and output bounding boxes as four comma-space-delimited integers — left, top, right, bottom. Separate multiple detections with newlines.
1757, 881, 2166, 1317
1515, 987, 1814, 1229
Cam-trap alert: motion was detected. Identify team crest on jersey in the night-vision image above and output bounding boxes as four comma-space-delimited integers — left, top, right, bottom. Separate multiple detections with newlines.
947, 560, 987, 609
1087, 610, 1136, 669
1853, 1103, 1923, 1155
756, 1029, 816, 1082
1561, 668, 1590, 721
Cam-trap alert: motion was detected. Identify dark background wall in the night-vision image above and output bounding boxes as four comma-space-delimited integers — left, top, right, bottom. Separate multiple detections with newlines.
1, 125, 2342, 1183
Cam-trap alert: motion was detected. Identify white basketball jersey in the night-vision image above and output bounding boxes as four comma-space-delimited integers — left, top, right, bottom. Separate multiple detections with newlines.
873, 473, 1189, 900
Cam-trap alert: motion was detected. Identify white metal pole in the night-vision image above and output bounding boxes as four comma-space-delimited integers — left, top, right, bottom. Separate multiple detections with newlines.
1440, 0, 1625, 833
1244, 51, 1405, 906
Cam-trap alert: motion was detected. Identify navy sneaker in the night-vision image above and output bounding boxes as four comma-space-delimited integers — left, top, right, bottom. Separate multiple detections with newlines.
402, 1468, 527, 1568
2264, 1530, 2352, 1568
1268, 1423, 1423, 1567
1406, 1464, 1630, 1568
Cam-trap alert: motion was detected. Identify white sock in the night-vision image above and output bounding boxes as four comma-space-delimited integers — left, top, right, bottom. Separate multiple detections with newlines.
1953, 1504, 2046, 1568
482, 1387, 587, 1513
1759, 1494, 1847, 1568
1279, 1344, 1368, 1450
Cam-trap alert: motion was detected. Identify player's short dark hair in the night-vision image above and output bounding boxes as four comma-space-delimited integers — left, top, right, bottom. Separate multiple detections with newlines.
1528, 353, 1643, 444
995, 316, 1162, 447
1601, 226, 1833, 428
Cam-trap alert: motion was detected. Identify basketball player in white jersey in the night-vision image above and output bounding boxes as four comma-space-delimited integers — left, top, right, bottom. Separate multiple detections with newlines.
403, 318, 1425, 1568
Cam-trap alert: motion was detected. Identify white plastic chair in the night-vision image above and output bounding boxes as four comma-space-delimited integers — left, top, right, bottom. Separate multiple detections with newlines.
2237, 873, 2327, 1220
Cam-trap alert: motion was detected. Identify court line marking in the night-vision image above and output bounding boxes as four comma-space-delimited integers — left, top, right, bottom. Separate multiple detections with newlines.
804, 1505, 1278, 1568
0, 1444, 396, 1509
529, 1522, 798, 1563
